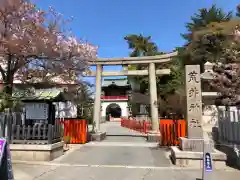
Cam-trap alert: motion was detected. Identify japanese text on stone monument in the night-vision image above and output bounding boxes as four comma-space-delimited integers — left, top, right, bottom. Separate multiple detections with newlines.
185, 65, 203, 138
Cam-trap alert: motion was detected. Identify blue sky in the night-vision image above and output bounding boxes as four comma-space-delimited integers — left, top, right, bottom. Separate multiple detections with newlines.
33, 0, 239, 85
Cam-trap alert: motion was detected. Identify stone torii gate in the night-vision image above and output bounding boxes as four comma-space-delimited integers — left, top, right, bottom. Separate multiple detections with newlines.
85, 52, 177, 141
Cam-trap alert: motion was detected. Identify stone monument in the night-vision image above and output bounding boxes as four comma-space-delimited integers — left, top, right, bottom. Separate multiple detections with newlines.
181, 64, 206, 152
170, 65, 227, 168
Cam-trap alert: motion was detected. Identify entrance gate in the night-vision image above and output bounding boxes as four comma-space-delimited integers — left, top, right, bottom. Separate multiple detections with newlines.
84, 52, 178, 140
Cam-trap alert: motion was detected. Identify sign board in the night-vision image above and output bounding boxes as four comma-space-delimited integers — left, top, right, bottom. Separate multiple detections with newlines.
204, 152, 213, 172
0, 138, 14, 180
25, 103, 49, 120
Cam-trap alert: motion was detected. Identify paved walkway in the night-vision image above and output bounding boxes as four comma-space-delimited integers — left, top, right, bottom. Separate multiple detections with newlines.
53, 122, 169, 167
13, 121, 240, 180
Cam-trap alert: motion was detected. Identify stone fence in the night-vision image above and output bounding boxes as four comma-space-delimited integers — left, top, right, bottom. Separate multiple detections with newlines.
218, 110, 240, 144
214, 109, 240, 168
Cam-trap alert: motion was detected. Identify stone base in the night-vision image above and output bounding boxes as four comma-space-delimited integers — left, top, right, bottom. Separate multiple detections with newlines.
89, 132, 106, 141
147, 132, 161, 142
170, 146, 227, 168
10, 142, 63, 161
180, 137, 215, 152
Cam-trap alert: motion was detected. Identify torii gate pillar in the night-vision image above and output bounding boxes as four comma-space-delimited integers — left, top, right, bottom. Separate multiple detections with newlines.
91, 64, 106, 141
148, 63, 161, 142
149, 63, 159, 131
93, 64, 102, 132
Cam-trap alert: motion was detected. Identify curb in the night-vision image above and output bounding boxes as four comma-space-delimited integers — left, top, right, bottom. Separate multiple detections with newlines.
13, 144, 83, 165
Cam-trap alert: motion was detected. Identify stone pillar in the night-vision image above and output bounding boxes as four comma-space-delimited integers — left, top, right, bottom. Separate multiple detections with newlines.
170, 65, 226, 168
185, 65, 203, 139
180, 65, 214, 152
149, 62, 159, 132
93, 64, 102, 132
147, 63, 161, 142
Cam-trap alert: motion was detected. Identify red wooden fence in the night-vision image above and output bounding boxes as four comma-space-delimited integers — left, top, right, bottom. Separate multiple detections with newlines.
59, 119, 87, 144
160, 119, 186, 146
120, 118, 186, 146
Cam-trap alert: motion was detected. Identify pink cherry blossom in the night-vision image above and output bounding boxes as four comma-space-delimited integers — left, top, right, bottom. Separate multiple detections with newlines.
0, 0, 97, 88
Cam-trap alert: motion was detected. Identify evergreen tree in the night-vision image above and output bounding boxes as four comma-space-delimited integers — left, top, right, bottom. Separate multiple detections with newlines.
180, 5, 233, 71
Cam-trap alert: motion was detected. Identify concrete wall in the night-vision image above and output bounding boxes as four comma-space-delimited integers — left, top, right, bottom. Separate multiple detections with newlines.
101, 101, 128, 117
10, 142, 63, 161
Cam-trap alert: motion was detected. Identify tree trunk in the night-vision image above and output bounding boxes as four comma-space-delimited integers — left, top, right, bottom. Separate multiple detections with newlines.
2, 55, 15, 109
3, 76, 13, 96
2, 74, 14, 110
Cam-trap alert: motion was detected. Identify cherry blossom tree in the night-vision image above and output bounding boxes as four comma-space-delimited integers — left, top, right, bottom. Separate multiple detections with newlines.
0, 0, 97, 98
212, 63, 240, 107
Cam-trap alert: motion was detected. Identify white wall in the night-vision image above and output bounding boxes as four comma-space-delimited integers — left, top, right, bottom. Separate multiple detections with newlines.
101, 101, 128, 117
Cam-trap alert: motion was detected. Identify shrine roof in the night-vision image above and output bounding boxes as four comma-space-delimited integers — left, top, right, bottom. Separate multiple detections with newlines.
12, 88, 70, 102
102, 78, 130, 87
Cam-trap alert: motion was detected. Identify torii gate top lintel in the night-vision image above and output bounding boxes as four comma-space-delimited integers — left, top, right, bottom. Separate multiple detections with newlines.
88, 51, 178, 65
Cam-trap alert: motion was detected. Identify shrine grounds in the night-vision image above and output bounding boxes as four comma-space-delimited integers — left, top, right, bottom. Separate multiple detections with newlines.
13, 121, 240, 180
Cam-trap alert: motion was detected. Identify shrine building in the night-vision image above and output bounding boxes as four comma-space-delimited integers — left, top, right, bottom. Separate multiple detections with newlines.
101, 78, 131, 121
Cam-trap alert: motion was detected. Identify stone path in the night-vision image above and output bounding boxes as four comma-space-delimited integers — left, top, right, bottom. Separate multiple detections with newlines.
13, 121, 240, 180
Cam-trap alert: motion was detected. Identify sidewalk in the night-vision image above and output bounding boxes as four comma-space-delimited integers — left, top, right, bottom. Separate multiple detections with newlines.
13, 163, 240, 180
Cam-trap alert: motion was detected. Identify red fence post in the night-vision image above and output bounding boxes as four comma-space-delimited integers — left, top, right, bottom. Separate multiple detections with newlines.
159, 119, 187, 146
60, 119, 87, 144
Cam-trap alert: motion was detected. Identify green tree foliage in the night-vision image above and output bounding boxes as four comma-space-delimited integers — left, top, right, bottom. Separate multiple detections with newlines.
125, 4, 240, 112
0, 91, 23, 112
182, 5, 232, 42
158, 55, 184, 98
124, 34, 185, 117
70, 81, 94, 124
181, 4, 233, 72
124, 34, 162, 93
194, 17, 240, 106
183, 4, 240, 106
124, 34, 184, 95
124, 34, 159, 57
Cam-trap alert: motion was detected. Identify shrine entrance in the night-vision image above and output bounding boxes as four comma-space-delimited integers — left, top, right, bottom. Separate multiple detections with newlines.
106, 103, 122, 120
84, 52, 178, 141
